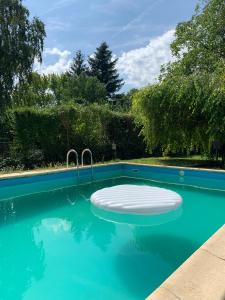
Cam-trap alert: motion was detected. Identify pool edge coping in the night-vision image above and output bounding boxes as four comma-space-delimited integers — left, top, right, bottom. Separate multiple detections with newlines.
146, 224, 225, 300
0, 161, 225, 181
0, 162, 121, 181
122, 161, 225, 174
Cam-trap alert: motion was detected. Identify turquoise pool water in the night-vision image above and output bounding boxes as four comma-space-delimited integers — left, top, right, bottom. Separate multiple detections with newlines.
0, 168, 225, 300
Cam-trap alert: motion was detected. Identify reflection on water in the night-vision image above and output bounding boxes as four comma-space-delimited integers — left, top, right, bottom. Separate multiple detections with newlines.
0, 219, 45, 300
0, 177, 224, 300
92, 205, 183, 227
0, 181, 117, 300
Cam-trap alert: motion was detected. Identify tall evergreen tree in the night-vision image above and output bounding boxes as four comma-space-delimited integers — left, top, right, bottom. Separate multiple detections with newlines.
69, 50, 87, 77
88, 42, 123, 97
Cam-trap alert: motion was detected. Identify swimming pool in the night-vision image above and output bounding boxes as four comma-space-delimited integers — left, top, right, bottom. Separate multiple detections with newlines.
0, 163, 225, 300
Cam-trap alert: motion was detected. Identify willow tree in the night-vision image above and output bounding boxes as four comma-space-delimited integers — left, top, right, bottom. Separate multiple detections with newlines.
132, 0, 225, 161
0, 0, 46, 111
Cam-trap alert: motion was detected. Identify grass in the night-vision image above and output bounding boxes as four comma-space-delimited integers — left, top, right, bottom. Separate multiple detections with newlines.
0, 161, 72, 175
125, 155, 223, 169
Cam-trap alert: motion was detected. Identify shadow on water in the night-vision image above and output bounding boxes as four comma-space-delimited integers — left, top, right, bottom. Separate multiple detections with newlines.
116, 232, 200, 298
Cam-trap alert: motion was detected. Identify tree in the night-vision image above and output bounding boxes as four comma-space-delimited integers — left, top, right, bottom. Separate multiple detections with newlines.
12, 72, 107, 107
88, 42, 123, 97
132, 0, 225, 163
12, 72, 55, 107
0, 0, 46, 110
68, 50, 87, 77
65, 74, 107, 104
170, 0, 225, 75
110, 89, 138, 112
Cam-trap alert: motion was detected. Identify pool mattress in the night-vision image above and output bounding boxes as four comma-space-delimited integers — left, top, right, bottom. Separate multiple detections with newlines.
90, 184, 182, 215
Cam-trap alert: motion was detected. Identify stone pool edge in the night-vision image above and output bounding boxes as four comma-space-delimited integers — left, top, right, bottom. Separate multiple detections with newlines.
0, 162, 120, 180
1, 161, 225, 181
147, 224, 225, 300
122, 161, 225, 174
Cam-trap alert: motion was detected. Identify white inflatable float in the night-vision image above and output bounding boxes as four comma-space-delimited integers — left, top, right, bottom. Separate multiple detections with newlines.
90, 185, 182, 215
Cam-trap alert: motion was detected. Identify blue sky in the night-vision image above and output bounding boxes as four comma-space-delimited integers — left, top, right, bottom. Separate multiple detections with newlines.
24, 0, 199, 90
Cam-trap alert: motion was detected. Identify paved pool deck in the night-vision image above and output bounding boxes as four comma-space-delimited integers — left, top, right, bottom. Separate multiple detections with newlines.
147, 225, 225, 300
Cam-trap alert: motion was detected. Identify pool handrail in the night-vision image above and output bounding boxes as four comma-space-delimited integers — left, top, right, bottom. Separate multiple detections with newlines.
81, 148, 94, 181
66, 149, 79, 178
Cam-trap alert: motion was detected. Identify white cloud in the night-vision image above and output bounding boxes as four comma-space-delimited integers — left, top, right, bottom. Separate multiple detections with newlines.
117, 29, 176, 88
42, 218, 71, 234
35, 47, 72, 75
35, 29, 175, 88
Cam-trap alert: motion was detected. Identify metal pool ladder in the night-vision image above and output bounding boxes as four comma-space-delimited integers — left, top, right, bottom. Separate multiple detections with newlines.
81, 148, 94, 181
66, 149, 79, 179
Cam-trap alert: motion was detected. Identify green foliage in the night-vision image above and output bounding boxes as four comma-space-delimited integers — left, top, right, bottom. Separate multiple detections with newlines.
47, 73, 68, 104
104, 110, 146, 159
64, 74, 107, 104
0, 0, 45, 111
170, 0, 225, 74
133, 67, 225, 155
11, 104, 103, 166
12, 72, 55, 107
68, 50, 87, 77
88, 42, 124, 97
132, 0, 225, 162
11, 104, 146, 167
0, 0, 144, 171
12, 72, 107, 107
108, 89, 138, 112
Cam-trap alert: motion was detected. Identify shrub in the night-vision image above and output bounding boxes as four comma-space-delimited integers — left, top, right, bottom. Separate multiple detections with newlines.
11, 103, 146, 167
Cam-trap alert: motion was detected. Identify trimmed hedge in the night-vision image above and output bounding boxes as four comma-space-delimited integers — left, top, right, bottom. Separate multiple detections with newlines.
11, 103, 146, 167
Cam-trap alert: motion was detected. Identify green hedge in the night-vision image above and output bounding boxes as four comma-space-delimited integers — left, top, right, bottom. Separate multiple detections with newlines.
11, 103, 146, 167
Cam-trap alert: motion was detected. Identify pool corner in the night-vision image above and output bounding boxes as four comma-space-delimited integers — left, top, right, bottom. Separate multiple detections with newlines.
146, 225, 225, 300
